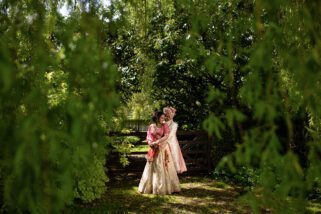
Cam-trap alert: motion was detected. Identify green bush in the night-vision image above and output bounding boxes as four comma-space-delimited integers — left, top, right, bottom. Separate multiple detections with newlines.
212, 166, 259, 189
73, 156, 108, 203
110, 136, 139, 167
0, 1, 119, 212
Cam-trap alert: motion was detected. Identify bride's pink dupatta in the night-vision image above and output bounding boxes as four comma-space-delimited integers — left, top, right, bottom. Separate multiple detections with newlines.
146, 123, 169, 161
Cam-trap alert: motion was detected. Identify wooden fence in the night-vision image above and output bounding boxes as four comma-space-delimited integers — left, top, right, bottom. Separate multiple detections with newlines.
107, 130, 212, 175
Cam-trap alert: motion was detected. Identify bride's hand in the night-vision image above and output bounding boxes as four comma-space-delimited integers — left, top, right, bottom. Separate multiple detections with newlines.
153, 140, 159, 145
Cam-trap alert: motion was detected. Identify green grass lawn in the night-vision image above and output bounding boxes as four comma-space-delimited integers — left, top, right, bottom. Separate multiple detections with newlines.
65, 174, 321, 214
130, 144, 149, 153
65, 176, 249, 214
307, 201, 321, 213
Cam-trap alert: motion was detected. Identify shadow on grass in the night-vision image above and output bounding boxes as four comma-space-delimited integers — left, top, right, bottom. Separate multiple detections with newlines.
73, 173, 321, 214
101, 176, 247, 213
64, 202, 127, 214
180, 186, 238, 201
65, 175, 249, 214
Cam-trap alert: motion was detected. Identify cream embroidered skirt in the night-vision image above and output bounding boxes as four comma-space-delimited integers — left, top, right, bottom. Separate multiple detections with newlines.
138, 143, 181, 194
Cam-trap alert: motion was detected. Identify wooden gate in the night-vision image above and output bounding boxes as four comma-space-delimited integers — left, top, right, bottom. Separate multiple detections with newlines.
107, 131, 212, 175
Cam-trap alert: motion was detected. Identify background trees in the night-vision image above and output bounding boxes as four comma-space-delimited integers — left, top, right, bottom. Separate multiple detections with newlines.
0, 0, 320, 213
113, 0, 321, 212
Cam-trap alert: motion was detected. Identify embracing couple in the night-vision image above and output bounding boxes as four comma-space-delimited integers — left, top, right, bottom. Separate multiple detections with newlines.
138, 107, 187, 195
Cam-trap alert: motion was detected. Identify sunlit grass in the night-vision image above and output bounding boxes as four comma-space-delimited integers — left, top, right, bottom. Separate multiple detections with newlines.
64, 171, 321, 214
66, 175, 321, 213
66, 176, 250, 213
307, 202, 321, 213
130, 144, 149, 153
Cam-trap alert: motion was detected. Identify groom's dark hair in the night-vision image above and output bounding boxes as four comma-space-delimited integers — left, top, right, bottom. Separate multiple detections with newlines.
152, 111, 164, 123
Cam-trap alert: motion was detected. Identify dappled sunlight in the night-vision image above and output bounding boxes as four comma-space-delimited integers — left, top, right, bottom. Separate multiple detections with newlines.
66, 174, 321, 213
307, 202, 321, 213
99, 176, 249, 213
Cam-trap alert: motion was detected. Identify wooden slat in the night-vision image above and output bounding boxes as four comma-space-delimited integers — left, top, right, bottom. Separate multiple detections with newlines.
108, 131, 147, 138
179, 140, 209, 145
176, 130, 208, 136
183, 150, 207, 155
108, 130, 208, 136
130, 140, 209, 146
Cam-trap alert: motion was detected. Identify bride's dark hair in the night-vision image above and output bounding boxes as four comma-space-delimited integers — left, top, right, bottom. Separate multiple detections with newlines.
152, 111, 164, 123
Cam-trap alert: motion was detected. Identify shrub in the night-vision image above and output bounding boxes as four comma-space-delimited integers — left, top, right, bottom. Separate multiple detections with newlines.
73, 156, 108, 203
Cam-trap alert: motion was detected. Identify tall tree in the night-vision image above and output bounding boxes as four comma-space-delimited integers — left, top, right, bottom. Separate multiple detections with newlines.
113, 0, 321, 212
0, 0, 119, 212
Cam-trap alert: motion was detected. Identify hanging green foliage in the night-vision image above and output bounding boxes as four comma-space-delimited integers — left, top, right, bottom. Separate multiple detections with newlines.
114, 0, 321, 212
1, 0, 320, 213
0, 0, 119, 213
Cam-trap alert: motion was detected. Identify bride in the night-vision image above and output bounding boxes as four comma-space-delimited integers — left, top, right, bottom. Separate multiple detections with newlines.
138, 111, 181, 194
163, 107, 187, 174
